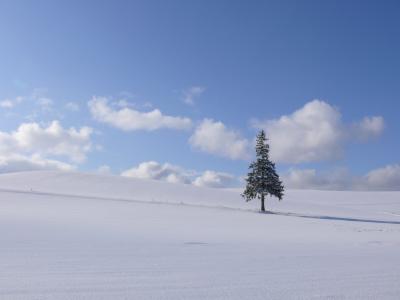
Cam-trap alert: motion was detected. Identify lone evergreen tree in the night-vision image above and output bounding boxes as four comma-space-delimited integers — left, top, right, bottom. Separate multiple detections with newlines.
242, 130, 284, 212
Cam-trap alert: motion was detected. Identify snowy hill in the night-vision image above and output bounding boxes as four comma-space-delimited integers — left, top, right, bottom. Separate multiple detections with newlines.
1, 171, 400, 299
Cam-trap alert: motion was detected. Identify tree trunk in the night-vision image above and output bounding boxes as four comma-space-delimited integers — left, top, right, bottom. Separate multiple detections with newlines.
261, 194, 265, 212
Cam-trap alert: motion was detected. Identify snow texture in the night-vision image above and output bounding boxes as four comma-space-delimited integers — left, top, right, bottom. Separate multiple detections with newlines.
0, 171, 399, 299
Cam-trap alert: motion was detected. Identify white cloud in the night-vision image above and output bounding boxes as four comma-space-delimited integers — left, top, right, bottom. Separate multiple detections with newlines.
282, 168, 352, 190
0, 121, 93, 163
0, 100, 14, 108
352, 116, 384, 141
283, 164, 400, 191
189, 119, 251, 160
193, 170, 236, 188
0, 154, 74, 174
89, 96, 192, 131
365, 164, 400, 190
121, 161, 238, 188
182, 86, 205, 105
253, 100, 384, 163
65, 102, 80, 112
121, 161, 192, 184
0, 96, 24, 109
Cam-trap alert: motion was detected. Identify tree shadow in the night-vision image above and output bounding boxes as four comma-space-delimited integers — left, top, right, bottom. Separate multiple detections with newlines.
262, 211, 400, 225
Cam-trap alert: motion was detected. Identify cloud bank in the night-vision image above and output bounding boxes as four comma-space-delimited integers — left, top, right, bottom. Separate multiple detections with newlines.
121, 161, 192, 184
283, 164, 400, 191
122, 161, 400, 191
121, 161, 237, 188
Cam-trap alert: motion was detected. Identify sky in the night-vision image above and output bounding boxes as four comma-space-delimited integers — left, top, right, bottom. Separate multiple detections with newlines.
0, 0, 399, 190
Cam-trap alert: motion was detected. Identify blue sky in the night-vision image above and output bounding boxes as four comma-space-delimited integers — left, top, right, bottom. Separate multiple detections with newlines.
0, 0, 399, 189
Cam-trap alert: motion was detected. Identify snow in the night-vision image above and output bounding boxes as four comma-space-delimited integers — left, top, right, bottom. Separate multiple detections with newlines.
0, 170, 399, 299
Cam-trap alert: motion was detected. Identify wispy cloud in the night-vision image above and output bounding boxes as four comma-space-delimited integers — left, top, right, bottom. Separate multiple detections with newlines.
36, 97, 54, 111
0, 96, 24, 109
182, 86, 205, 105
65, 102, 80, 112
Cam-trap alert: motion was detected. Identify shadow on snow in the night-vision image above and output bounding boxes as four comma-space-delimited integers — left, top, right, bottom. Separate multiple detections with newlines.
263, 211, 400, 225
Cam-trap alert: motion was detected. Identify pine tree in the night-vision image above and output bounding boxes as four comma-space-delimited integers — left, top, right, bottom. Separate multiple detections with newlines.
242, 130, 284, 212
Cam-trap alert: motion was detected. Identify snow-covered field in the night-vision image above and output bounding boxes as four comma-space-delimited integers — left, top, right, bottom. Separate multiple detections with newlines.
0, 171, 399, 299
